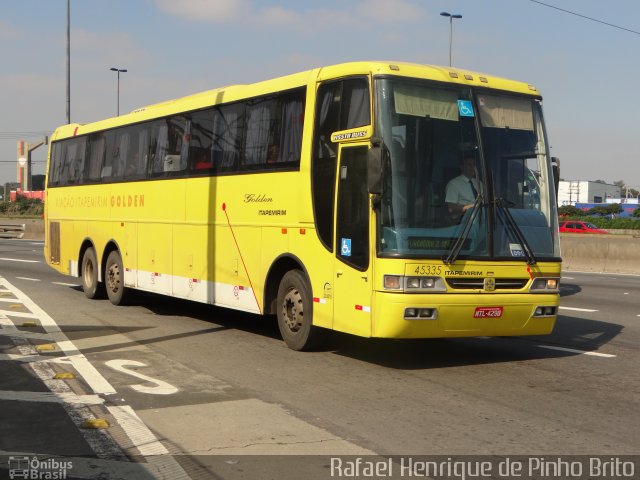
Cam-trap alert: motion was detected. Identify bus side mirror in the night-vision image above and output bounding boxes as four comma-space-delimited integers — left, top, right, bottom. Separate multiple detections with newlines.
551, 156, 560, 197
368, 139, 383, 194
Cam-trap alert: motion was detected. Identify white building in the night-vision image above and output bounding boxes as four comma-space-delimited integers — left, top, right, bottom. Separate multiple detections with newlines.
558, 180, 621, 206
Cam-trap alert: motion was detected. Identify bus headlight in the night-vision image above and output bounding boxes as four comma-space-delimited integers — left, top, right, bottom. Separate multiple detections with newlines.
530, 277, 560, 292
383, 276, 446, 293
383, 275, 403, 290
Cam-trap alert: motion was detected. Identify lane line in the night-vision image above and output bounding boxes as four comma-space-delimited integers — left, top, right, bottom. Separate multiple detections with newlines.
107, 406, 191, 479
561, 276, 575, 280
0, 275, 191, 476
6, 330, 125, 460
0, 390, 105, 405
15, 277, 41, 282
559, 306, 598, 313
537, 345, 616, 358
0, 257, 40, 263
0, 309, 38, 318
52, 281, 80, 287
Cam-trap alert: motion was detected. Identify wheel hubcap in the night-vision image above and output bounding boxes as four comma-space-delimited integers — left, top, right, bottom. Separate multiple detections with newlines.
281, 287, 303, 333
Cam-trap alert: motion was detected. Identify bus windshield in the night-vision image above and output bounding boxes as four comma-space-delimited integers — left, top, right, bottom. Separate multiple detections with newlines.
375, 78, 560, 261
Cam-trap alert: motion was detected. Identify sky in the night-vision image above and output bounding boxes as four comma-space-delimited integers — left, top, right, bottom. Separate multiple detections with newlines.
1, 0, 639, 191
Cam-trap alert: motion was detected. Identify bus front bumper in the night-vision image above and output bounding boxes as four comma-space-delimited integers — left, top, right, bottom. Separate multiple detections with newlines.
371, 291, 558, 339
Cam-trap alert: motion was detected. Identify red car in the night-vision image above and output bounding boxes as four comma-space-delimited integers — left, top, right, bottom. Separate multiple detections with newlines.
559, 221, 608, 234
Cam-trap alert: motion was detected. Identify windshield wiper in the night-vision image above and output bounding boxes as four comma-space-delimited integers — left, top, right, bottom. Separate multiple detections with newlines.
495, 198, 537, 265
443, 194, 483, 265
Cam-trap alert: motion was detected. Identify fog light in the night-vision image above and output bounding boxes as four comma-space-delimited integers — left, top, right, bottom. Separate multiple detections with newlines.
534, 306, 557, 317
419, 308, 436, 319
404, 308, 418, 318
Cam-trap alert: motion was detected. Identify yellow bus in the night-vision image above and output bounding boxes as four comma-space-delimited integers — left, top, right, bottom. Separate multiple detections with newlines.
44, 61, 561, 350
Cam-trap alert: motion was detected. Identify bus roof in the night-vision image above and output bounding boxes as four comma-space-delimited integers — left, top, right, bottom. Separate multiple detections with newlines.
51, 61, 540, 141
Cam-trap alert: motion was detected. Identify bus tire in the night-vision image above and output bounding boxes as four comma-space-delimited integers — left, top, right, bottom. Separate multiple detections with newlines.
276, 270, 324, 351
81, 248, 104, 299
105, 250, 127, 305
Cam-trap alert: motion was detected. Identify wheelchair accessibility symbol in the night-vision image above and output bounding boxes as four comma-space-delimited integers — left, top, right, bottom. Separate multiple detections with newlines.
341, 238, 352, 257
458, 100, 475, 117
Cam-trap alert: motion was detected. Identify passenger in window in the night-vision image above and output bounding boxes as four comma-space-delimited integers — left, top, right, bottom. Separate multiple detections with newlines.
266, 144, 280, 164
193, 151, 213, 170
445, 155, 479, 222
125, 153, 141, 177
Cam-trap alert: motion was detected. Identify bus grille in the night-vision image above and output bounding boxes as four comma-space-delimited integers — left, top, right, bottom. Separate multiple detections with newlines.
446, 278, 528, 290
49, 222, 60, 264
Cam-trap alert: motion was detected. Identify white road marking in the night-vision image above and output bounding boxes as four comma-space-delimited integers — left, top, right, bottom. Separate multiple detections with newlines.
29, 242, 44, 245
107, 405, 168, 456
15, 277, 41, 282
561, 276, 575, 280
558, 306, 598, 313
0, 276, 190, 475
105, 360, 178, 395
0, 390, 104, 405
0, 309, 38, 318
537, 345, 616, 358
52, 281, 80, 287
0, 257, 40, 263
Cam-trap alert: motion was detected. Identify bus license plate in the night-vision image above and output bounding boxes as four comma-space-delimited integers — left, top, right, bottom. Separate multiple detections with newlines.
474, 307, 503, 319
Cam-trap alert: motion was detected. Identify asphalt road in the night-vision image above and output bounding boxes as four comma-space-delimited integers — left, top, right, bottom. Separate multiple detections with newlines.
0, 238, 638, 479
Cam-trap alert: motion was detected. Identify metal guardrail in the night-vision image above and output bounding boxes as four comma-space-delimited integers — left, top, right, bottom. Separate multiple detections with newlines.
0, 224, 25, 239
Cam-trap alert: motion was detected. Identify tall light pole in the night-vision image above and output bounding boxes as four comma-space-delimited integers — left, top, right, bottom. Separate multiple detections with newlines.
109, 67, 127, 116
440, 12, 462, 67
66, 0, 70, 123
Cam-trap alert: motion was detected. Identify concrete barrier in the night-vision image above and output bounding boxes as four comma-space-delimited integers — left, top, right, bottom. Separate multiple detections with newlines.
0, 218, 44, 240
560, 233, 640, 274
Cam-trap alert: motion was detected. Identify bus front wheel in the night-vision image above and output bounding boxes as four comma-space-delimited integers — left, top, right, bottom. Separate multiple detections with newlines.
276, 270, 325, 351
81, 248, 104, 299
105, 250, 127, 305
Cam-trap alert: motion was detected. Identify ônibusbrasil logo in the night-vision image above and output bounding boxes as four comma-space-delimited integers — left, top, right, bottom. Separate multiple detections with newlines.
8, 456, 73, 479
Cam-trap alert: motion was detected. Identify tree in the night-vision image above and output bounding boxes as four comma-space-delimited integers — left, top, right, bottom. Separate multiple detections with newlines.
587, 204, 622, 217
558, 205, 583, 217
613, 180, 640, 198
633, 208, 640, 218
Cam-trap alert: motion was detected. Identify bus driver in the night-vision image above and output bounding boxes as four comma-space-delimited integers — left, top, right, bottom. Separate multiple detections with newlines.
445, 155, 479, 222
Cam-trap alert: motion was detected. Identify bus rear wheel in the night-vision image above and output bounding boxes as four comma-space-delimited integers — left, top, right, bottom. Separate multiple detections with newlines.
105, 250, 127, 305
276, 270, 325, 351
81, 248, 104, 299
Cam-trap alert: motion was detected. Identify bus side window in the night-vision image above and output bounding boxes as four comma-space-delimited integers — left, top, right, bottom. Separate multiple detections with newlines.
189, 109, 214, 173
164, 116, 189, 173
86, 134, 105, 182
213, 104, 243, 173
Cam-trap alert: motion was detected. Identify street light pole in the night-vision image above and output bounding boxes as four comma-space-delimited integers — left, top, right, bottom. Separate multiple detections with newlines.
66, 0, 70, 124
440, 12, 462, 67
109, 67, 127, 116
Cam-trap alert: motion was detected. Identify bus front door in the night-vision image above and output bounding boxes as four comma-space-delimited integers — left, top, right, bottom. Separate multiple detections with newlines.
334, 145, 372, 337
